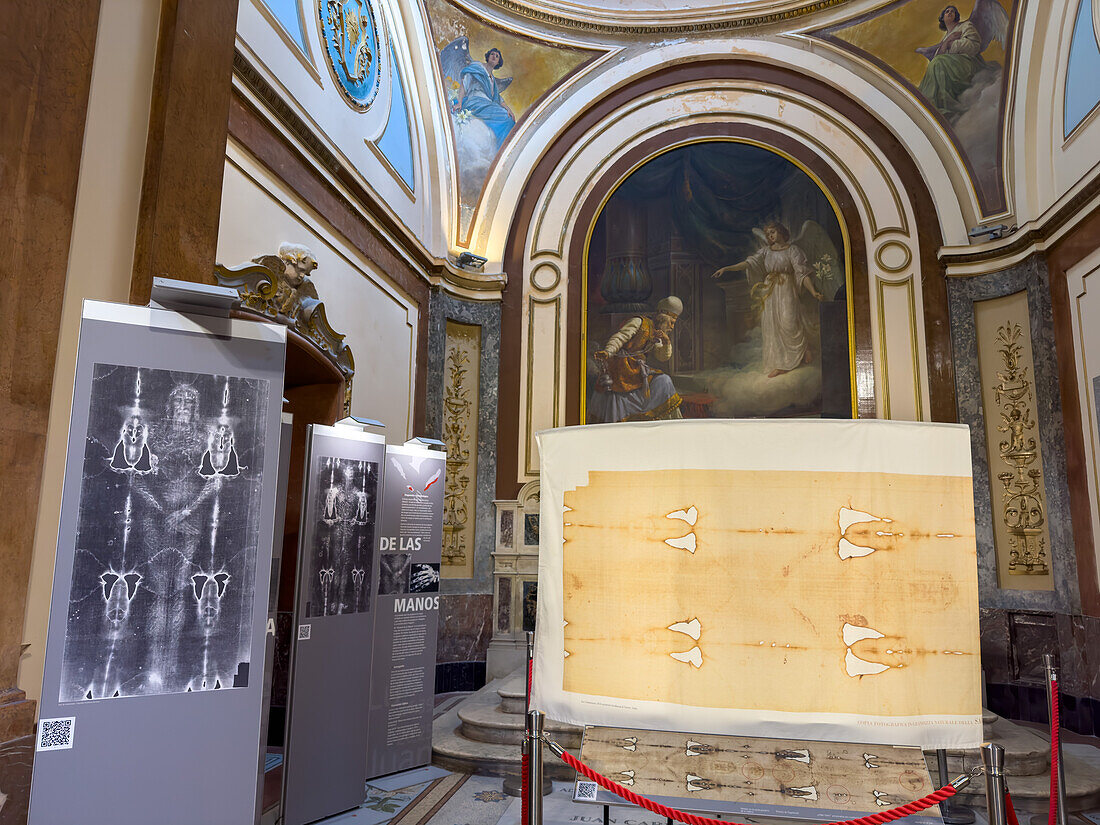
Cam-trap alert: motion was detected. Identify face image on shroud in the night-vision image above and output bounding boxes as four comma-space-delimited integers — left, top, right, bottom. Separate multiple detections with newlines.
378, 553, 411, 595
307, 456, 379, 617
60, 364, 270, 702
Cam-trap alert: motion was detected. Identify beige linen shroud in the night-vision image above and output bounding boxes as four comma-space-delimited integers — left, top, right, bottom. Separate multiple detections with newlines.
531, 420, 982, 749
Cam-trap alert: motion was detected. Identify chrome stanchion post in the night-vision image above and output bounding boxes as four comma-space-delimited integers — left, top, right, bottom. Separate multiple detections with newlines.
1044, 654, 1069, 825
982, 743, 1007, 825
528, 710, 546, 825
506, 631, 549, 798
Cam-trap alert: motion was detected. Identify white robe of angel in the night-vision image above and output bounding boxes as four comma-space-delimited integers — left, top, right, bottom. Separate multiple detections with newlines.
745, 243, 817, 374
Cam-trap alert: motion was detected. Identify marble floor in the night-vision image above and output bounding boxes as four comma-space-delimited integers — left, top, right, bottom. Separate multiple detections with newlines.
263, 693, 1100, 825
265, 740, 1100, 825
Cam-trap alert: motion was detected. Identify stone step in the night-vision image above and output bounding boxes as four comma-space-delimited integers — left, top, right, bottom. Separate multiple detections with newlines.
497, 672, 527, 715
943, 716, 1050, 776
459, 700, 583, 747
952, 751, 1100, 813
432, 677, 578, 780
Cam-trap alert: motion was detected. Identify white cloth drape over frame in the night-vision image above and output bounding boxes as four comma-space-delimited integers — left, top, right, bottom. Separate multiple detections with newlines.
531, 419, 982, 749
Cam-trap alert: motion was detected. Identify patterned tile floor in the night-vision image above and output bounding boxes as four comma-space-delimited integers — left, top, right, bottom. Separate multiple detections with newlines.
288, 744, 1100, 825
265, 694, 1100, 825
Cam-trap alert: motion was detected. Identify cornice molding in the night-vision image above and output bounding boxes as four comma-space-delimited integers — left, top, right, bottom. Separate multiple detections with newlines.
481, 0, 850, 34
939, 171, 1100, 272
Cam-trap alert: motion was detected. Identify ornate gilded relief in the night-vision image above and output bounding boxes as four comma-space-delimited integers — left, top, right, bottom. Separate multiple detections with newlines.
441, 320, 480, 577
214, 243, 356, 416
991, 323, 1048, 575
425, 0, 595, 241
974, 292, 1053, 590
814, 0, 1016, 216
319, 0, 385, 111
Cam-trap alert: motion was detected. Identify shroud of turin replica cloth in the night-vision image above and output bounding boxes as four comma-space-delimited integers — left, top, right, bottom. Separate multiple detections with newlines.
531, 420, 982, 749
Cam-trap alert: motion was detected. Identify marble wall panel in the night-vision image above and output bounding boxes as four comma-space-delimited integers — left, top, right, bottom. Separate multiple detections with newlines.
524, 513, 539, 547
1056, 612, 1090, 697
1008, 612, 1057, 684
436, 593, 493, 663
979, 607, 1012, 684
497, 577, 512, 634
948, 255, 1079, 613
426, 293, 501, 597
1084, 615, 1100, 698
0, 736, 33, 823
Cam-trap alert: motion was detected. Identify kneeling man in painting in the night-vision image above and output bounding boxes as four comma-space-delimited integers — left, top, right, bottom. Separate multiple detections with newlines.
590, 296, 684, 424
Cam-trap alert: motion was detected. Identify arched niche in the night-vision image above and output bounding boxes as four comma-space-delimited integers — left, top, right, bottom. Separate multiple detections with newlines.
580, 136, 857, 424
496, 63, 953, 495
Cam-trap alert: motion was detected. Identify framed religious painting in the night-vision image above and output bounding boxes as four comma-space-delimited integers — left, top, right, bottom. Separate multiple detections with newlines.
581, 139, 856, 424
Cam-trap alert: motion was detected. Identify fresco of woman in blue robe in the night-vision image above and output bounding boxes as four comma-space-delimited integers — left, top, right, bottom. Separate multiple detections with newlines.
455, 47, 515, 148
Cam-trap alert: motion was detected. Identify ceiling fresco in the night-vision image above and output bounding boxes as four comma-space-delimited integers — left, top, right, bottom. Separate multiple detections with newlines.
814, 0, 1018, 216
425, 0, 597, 243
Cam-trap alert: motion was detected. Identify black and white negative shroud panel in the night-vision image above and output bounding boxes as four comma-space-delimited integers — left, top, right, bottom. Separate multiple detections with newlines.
281, 424, 386, 825
29, 300, 286, 825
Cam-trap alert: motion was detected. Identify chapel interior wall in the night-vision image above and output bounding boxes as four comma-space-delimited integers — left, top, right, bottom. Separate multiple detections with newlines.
234, 0, 451, 260
12, 0, 1100, 793
216, 142, 421, 440
16, 0, 161, 712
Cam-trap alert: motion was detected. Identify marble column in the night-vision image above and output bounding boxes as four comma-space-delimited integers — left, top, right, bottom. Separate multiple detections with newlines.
425, 292, 501, 692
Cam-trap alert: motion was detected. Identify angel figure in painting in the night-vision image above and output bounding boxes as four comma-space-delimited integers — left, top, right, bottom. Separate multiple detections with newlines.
589, 296, 684, 423
712, 221, 825, 379
916, 2, 1009, 120
439, 38, 515, 149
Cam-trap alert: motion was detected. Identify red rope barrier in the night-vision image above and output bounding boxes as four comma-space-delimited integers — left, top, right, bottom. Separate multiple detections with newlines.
1049, 678, 1060, 825
522, 754, 530, 825
522, 658, 534, 825
1006, 791, 1020, 825
551, 744, 959, 825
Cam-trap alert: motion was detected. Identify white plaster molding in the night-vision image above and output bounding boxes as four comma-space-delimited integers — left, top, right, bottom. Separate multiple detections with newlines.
470, 36, 969, 264
510, 73, 934, 483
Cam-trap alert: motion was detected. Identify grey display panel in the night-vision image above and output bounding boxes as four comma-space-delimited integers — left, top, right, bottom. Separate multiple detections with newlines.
259, 416, 294, 782
30, 301, 286, 825
366, 444, 445, 779
281, 424, 386, 825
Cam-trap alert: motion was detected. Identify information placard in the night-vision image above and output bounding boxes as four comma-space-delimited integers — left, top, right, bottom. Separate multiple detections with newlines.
366, 443, 445, 778
281, 424, 387, 825
29, 300, 286, 825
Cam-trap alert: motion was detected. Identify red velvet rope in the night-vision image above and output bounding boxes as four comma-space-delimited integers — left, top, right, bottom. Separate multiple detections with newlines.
522, 658, 534, 825
1049, 678, 1060, 825
552, 746, 958, 825
1006, 791, 1020, 825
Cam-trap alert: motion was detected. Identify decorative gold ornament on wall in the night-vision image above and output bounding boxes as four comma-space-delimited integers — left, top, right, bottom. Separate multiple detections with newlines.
991, 323, 1049, 575
442, 321, 480, 577
215, 243, 356, 416
974, 291, 1052, 590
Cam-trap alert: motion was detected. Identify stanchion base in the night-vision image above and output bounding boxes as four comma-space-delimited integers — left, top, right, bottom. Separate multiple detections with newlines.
941, 804, 976, 825
502, 771, 553, 798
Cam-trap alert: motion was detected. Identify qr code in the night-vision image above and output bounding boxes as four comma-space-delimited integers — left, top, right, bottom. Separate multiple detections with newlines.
575, 782, 598, 800
38, 717, 75, 751
298, 624, 311, 641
